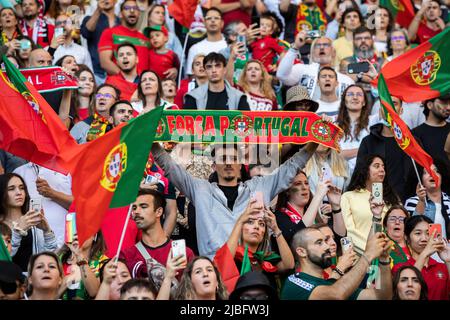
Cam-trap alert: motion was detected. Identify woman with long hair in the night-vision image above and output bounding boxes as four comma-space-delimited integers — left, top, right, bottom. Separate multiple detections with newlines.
0, 173, 57, 272
336, 84, 378, 172
133, 69, 177, 113
392, 265, 428, 300
26, 251, 64, 300
57, 232, 108, 300
0, 7, 22, 52
236, 60, 278, 111
392, 215, 450, 300
341, 154, 400, 255
175, 256, 228, 300
372, 6, 394, 55
71, 64, 96, 122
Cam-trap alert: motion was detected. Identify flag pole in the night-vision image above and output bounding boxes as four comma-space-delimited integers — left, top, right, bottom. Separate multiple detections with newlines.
114, 205, 133, 263
411, 157, 428, 209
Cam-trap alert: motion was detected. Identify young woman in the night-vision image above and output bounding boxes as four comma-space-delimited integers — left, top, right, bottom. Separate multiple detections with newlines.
72, 64, 96, 122
341, 155, 400, 255
383, 205, 411, 265
372, 6, 394, 55
15, 36, 37, 68
392, 215, 450, 300
0, 173, 57, 272
175, 256, 228, 300
95, 258, 132, 300
55, 54, 79, 76
26, 251, 64, 300
58, 232, 108, 300
336, 85, 378, 172
392, 265, 428, 300
133, 70, 177, 114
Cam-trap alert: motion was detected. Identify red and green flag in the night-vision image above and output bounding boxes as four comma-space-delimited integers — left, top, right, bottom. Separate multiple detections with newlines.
380, 0, 415, 28
168, 0, 198, 29
69, 107, 163, 246
0, 56, 79, 174
378, 74, 440, 184
374, 28, 450, 102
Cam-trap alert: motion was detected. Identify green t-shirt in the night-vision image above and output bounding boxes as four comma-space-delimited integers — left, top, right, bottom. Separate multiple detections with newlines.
281, 272, 362, 300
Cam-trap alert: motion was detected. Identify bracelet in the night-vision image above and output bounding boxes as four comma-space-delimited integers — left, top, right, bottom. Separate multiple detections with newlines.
333, 267, 344, 276
378, 258, 391, 266
273, 230, 283, 238
372, 216, 382, 223
332, 208, 341, 214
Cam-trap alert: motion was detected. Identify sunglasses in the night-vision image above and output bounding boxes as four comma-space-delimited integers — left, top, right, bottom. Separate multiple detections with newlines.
0, 280, 17, 295
96, 93, 116, 99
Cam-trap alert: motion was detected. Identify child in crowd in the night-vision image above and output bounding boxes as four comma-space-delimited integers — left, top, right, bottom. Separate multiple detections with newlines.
249, 12, 286, 74
145, 26, 180, 81
161, 78, 177, 106
0, 222, 12, 256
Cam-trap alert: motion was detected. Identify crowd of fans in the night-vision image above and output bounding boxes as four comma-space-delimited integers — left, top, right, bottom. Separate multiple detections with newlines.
0, 0, 449, 301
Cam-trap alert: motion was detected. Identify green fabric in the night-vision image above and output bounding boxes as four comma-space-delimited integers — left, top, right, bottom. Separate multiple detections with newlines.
253, 250, 281, 263
109, 107, 164, 208
240, 244, 252, 275
281, 272, 362, 300
233, 52, 249, 84
3, 54, 28, 93
112, 34, 150, 48
427, 27, 450, 93
0, 236, 11, 262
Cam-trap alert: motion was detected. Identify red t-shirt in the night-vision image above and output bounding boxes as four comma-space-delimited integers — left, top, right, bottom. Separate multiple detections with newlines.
119, 238, 195, 280
174, 78, 198, 108
250, 36, 285, 72
392, 257, 450, 300
236, 85, 278, 111
105, 73, 138, 101
221, 0, 251, 27
77, 108, 90, 121
148, 49, 180, 80
98, 25, 150, 73
101, 206, 141, 258
416, 24, 442, 44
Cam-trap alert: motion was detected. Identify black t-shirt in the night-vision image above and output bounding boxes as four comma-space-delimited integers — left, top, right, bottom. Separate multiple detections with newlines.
218, 185, 239, 210
184, 89, 250, 110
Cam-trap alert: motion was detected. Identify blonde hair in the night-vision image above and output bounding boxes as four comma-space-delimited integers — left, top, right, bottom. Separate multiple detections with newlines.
305, 147, 349, 179
238, 60, 276, 100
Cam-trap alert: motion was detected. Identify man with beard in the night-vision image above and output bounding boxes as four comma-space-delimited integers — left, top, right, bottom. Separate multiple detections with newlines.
81, 0, 119, 84
19, 0, 54, 48
109, 100, 134, 127
412, 94, 450, 195
341, 26, 384, 108
408, 0, 445, 44
105, 43, 139, 100
277, 35, 354, 101
98, 0, 149, 76
183, 52, 249, 110
281, 227, 393, 300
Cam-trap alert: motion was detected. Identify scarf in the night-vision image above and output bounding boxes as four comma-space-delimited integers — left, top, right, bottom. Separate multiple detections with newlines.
235, 245, 281, 273
86, 113, 110, 142
0, 30, 18, 45
295, 4, 327, 36
280, 202, 303, 224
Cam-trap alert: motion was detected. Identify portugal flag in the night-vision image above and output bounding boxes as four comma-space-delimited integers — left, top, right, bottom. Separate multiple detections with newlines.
0, 56, 79, 174
380, 0, 415, 28
168, 0, 198, 28
375, 28, 450, 102
378, 74, 440, 185
70, 107, 163, 246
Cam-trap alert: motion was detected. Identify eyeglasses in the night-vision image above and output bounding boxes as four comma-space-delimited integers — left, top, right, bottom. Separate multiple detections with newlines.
315, 43, 331, 49
387, 216, 406, 223
391, 35, 406, 41
346, 92, 364, 98
0, 280, 18, 295
55, 20, 71, 27
354, 36, 372, 41
123, 5, 139, 11
96, 93, 116, 99
239, 294, 269, 300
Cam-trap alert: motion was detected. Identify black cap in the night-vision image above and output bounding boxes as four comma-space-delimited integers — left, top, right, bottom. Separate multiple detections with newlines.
229, 271, 278, 300
0, 261, 24, 283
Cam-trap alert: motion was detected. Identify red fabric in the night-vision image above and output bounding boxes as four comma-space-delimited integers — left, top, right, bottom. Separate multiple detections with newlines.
105, 73, 138, 101
101, 206, 140, 258
98, 25, 150, 73
392, 257, 450, 300
21, 22, 54, 48
234, 246, 278, 273
416, 24, 442, 44
213, 243, 240, 294
119, 239, 195, 280
280, 203, 303, 225
148, 49, 180, 80
174, 78, 190, 108
221, 0, 251, 27
168, 0, 198, 28
396, 0, 416, 28
250, 36, 285, 73
77, 108, 90, 121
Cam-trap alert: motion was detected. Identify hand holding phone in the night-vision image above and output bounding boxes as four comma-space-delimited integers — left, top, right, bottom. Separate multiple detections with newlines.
372, 183, 383, 204
30, 197, 42, 213
321, 166, 332, 182
251, 191, 264, 219
54, 27, 64, 39
429, 224, 442, 239
347, 61, 370, 74
340, 237, 353, 253
171, 239, 186, 258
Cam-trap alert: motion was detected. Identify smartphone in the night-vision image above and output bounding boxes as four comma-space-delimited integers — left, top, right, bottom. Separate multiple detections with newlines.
145, 174, 158, 184
347, 61, 370, 74
372, 222, 383, 234
30, 198, 42, 212
307, 30, 321, 39
65, 212, 77, 244
429, 224, 442, 239
251, 191, 265, 219
171, 239, 186, 258
20, 39, 31, 50
321, 166, 332, 182
372, 182, 383, 204
340, 237, 353, 253
236, 34, 247, 54
54, 27, 64, 38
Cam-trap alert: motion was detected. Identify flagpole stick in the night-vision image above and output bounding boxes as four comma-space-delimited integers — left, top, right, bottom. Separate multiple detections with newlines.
411, 157, 428, 209
177, 31, 190, 89
114, 204, 133, 263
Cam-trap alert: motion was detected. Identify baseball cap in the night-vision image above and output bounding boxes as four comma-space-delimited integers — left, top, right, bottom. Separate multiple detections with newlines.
143, 25, 169, 38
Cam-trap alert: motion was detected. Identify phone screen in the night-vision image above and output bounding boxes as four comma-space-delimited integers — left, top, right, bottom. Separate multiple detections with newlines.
171, 239, 186, 258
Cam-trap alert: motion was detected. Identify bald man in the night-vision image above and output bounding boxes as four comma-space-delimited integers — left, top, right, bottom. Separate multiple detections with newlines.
29, 48, 53, 67
281, 227, 393, 300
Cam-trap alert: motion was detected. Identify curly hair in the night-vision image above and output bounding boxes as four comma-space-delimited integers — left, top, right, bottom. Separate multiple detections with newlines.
238, 60, 276, 101
174, 256, 228, 300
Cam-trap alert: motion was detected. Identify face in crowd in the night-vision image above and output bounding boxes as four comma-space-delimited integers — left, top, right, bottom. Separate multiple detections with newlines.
189, 258, 219, 299
117, 45, 138, 73
287, 172, 311, 208
95, 86, 118, 114
213, 146, 242, 183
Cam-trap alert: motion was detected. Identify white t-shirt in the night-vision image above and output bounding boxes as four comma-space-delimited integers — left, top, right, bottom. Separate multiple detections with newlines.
316, 99, 341, 116
434, 202, 447, 240
185, 37, 227, 75
14, 163, 72, 249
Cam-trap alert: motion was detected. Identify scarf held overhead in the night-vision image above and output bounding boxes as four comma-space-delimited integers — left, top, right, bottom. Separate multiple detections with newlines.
155, 110, 343, 151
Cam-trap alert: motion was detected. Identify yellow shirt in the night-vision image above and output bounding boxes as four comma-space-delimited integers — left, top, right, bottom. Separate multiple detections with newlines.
333, 36, 353, 66
341, 189, 389, 254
